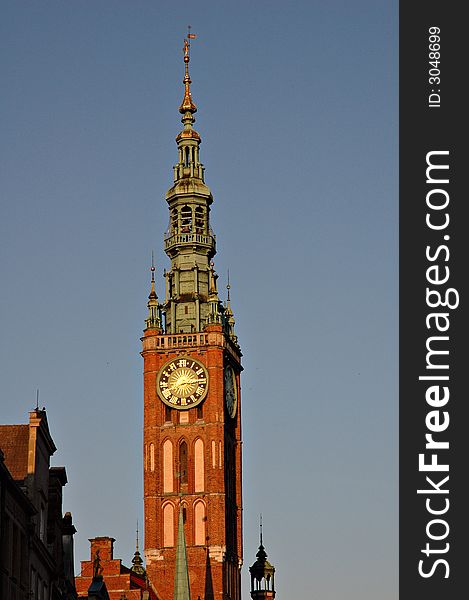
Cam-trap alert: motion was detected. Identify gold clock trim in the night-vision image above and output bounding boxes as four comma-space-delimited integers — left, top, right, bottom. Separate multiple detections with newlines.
156, 356, 209, 410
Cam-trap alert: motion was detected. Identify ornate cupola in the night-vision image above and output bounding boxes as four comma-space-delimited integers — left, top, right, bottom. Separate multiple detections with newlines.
160, 34, 219, 335
250, 519, 276, 600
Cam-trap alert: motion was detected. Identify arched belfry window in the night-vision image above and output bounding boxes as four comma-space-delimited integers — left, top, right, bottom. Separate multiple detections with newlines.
179, 441, 188, 487
181, 206, 192, 233
171, 208, 178, 235
195, 206, 204, 234
184, 147, 190, 167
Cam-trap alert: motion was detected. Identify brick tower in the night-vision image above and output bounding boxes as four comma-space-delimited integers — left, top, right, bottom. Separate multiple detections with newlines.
142, 35, 242, 600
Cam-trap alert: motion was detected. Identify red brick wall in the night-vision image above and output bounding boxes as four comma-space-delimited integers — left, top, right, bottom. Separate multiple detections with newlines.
142, 325, 243, 600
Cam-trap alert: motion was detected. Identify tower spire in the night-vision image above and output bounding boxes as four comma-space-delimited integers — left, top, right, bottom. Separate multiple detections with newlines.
179, 29, 197, 115
174, 504, 191, 600
249, 518, 276, 600
145, 254, 162, 330
224, 270, 238, 345
131, 521, 146, 577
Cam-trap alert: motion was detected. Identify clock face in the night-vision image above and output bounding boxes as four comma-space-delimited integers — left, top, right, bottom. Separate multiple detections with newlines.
157, 357, 209, 410
224, 364, 237, 419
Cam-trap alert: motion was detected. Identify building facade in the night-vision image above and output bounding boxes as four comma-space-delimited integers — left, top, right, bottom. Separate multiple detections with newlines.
141, 37, 243, 600
0, 409, 77, 600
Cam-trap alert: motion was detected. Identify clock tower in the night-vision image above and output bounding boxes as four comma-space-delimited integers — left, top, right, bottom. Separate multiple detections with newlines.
142, 36, 243, 600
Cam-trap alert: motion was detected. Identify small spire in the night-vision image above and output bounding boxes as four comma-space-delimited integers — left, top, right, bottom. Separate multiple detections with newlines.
226, 269, 231, 303
149, 251, 157, 299
179, 29, 197, 115
223, 270, 238, 345
249, 516, 275, 598
145, 255, 162, 330
207, 261, 222, 324
174, 504, 191, 600
260, 513, 263, 547
131, 521, 146, 577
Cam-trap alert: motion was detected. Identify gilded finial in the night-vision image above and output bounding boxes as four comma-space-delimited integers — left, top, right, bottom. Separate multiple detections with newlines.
179, 27, 197, 114
149, 252, 157, 300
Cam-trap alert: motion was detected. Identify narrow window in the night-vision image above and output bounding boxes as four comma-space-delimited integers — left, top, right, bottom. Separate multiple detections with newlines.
197, 405, 203, 420
212, 440, 216, 468
163, 503, 174, 547
163, 440, 173, 492
194, 501, 206, 545
171, 208, 178, 234
195, 206, 204, 233
165, 405, 172, 423
180, 441, 188, 486
150, 443, 155, 472
194, 439, 204, 492
181, 206, 192, 233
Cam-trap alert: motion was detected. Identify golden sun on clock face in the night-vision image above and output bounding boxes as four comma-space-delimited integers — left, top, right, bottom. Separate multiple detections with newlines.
157, 357, 209, 410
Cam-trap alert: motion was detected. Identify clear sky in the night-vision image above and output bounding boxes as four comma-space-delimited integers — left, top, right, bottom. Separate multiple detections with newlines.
0, 2, 397, 599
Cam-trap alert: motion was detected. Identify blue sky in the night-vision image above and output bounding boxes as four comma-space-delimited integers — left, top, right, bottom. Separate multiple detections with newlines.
0, 2, 397, 598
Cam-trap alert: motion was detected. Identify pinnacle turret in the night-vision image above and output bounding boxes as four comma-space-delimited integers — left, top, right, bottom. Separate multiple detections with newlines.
249, 517, 276, 599
145, 257, 162, 330
130, 523, 146, 577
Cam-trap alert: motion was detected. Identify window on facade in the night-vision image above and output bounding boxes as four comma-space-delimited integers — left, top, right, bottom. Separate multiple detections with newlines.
150, 443, 155, 472
163, 503, 174, 547
181, 206, 192, 233
163, 440, 173, 493
194, 439, 204, 492
184, 147, 190, 167
197, 405, 203, 420
195, 206, 204, 233
179, 441, 188, 485
171, 209, 178, 234
165, 405, 172, 422
194, 501, 206, 545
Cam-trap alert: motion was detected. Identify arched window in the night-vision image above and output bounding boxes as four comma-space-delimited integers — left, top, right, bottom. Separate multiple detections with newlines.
181, 206, 192, 233
212, 440, 216, 468
150, 443, 155, 472
163, 503, 174, 547
184, 147, 190, 167
179, 441, 188, 486
194, 501, 206, 546
171, 208, 178, 234
195, 206, 204, 234
163, 440, 173, 492
194, 439, 204, 492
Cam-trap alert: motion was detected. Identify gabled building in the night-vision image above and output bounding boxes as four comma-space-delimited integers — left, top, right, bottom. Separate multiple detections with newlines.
0, 408, 77, 600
